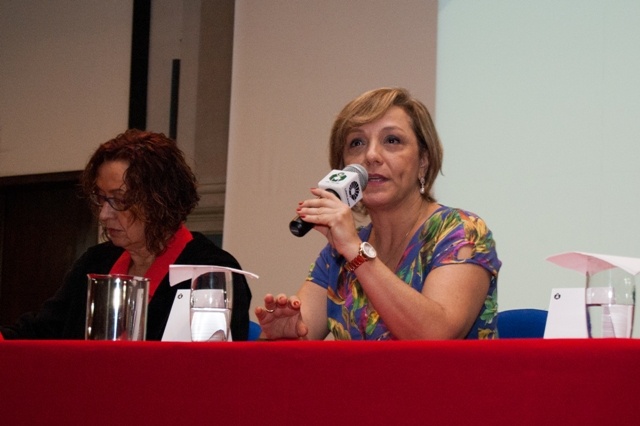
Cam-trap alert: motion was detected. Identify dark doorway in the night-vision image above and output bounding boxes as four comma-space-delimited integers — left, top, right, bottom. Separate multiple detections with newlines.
0, 172, 98, 325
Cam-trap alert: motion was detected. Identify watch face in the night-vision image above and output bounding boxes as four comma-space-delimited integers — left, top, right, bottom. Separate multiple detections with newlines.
362, 242, 377, 259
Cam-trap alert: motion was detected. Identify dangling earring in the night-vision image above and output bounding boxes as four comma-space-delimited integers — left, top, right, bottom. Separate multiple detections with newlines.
419, 177, 426, 195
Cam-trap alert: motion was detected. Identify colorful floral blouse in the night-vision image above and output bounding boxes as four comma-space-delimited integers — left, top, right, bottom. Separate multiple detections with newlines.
307, 205, 501, 340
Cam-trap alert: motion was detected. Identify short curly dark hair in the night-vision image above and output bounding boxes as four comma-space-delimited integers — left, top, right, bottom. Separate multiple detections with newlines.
80, 129, 200, 255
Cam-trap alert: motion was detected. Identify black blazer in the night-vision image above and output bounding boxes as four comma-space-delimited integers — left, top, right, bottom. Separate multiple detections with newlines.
0, 232, 252, 340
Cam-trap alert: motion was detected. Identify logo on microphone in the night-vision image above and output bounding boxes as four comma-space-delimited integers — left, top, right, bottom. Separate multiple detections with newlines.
348, 181, 360, 201
329, 172, 347, 182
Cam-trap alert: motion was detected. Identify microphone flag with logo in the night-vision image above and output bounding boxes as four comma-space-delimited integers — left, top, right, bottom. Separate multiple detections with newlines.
289, 164, 368, 237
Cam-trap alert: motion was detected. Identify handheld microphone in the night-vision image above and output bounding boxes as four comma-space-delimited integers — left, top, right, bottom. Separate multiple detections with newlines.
289, 164, 368, 237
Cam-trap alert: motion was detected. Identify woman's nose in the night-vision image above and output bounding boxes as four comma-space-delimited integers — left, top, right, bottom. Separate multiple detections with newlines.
98, 202, 114, 220
364, 140, 382, 164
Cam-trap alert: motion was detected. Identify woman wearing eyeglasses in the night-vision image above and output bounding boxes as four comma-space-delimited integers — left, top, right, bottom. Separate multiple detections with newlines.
0, 129, 252, 340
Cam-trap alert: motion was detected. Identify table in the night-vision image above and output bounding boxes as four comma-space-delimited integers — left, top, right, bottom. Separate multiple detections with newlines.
1, 339, 638, 425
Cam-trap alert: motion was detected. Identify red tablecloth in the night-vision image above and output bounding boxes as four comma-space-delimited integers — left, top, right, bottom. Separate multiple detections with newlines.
1, 339, 637, 425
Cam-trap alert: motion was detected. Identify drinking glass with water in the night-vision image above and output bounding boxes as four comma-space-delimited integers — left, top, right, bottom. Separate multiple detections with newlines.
586, 268, 636, 338
190, 270, 233, 342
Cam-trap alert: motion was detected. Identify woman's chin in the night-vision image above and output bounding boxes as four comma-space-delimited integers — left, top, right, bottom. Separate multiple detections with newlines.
106, 232, 125, 246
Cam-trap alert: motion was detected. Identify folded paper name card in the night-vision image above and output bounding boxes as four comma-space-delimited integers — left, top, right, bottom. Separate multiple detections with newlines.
547, 251, 640, 277
162, 290, 191, 342
544, 287, 587, 338
545, 251, 640, 339
162, 265, 259, 342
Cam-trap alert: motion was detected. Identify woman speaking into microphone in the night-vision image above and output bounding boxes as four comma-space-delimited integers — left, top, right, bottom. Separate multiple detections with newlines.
256, 87, 501, 341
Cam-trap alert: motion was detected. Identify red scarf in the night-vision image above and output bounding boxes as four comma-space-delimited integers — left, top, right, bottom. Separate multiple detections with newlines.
109, 225, 193, 299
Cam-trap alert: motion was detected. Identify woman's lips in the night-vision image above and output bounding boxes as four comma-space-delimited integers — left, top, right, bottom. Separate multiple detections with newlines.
368, 174, 387, 184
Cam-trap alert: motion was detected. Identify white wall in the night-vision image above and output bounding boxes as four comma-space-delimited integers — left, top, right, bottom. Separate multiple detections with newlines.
225, 0, 438, 320
435, 0, 640, 334
0, 0, 132, 176
227, 0, 640, 337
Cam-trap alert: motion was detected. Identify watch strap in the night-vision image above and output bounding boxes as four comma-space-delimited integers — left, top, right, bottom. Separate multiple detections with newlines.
345, 254, 367, 272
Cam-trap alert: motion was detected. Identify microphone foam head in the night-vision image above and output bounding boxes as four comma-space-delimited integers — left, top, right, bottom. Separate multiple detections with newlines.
343, 164, 368, 190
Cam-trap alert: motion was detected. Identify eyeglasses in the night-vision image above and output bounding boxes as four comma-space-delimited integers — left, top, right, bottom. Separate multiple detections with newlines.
89, 192, 129, 211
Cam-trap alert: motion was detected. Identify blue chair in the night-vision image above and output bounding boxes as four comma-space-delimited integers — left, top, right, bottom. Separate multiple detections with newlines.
497, 309, 548, 338
248, 321, 262, 341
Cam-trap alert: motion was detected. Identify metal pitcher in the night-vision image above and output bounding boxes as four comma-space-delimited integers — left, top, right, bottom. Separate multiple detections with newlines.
85, 274, 149, 340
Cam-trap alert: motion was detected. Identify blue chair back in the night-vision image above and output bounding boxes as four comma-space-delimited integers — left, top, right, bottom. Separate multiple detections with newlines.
497, 309, 548, 338
248, 321, 262, 341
